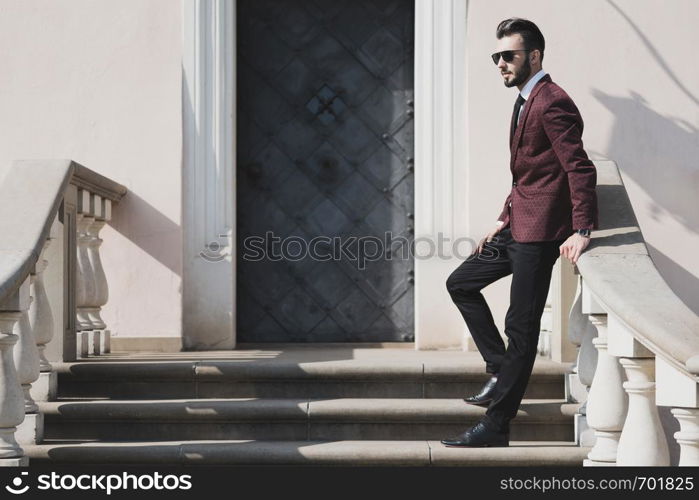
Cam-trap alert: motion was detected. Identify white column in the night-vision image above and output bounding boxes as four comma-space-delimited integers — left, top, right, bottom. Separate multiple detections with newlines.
578, 282, 603, 391
12, 301, 39, 414
538, 287, 553, 357
414, 0, 469, 349
182, 0, 236, 349
606, 311, 670, 466
566, 276, 589, 403
86, 196, 111, 355
13, 290, 44, 446
30, 239, 55, 372
76, 189, 96, 355
549, 259, 578, 363
672, 408, 699, 466
617, 357, 670, 465
656, 356, 699, 466
584, 314, 627, 466
573, 280, 602, 447
86, 196, 108, 331
0, 314, 24, 460
0, 281, 30, 462
29, 234, 58, 404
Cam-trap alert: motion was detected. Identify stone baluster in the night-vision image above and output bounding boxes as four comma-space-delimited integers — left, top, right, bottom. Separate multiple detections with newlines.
76, 189, 96, 357
617, 358, 669, 465
86, 196, 111, 354
584, 313, 628, 466
607, 313, 670, 466
538, 286, 553, 357
576, 314, 598, 397
567, 276, 587, 402
656, 355, 699, 466
671, 409, 699, 466
573, 280, 599, 447
13, 300, 39, 414
13, 292, 43, 445
566, 277, 587, 443
0, 280, 30, 465
29, 238, 56, 402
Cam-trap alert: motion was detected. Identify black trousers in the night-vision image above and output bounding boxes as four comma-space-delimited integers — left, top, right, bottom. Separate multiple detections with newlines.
446, 227, 564, 432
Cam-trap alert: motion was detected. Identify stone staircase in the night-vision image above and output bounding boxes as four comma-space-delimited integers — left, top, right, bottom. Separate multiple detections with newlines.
24, 346, 589, 466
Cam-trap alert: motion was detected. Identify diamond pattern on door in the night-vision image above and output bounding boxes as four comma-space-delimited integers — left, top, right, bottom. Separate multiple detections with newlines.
237, 0, 414, 342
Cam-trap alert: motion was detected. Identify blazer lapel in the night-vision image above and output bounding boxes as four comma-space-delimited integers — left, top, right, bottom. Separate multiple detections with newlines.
510, 74, 552, 168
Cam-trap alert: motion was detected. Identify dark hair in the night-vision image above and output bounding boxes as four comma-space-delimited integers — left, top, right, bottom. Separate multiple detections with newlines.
496, 18, 545, 62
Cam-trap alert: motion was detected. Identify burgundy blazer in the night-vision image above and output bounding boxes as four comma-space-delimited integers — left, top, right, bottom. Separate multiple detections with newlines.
497, 74, 598, 242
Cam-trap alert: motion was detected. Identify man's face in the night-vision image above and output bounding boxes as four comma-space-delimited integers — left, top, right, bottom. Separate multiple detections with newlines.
494, 34, 531, 88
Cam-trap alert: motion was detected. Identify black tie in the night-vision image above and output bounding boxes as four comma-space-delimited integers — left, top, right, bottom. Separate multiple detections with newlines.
510, 94, 525, 144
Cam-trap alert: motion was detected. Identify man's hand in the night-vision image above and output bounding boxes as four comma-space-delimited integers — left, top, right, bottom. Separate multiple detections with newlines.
559, 233, 591, 264
474, 223, 503, 255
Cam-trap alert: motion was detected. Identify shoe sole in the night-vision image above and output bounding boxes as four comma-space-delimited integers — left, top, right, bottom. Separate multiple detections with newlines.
463, 399, 492, 406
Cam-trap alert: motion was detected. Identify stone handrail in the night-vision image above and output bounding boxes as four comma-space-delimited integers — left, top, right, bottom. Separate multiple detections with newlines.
0, 159, 125, 465
577, 162, 699, 376
0, 160, 125, 305
569, 160, 699, 466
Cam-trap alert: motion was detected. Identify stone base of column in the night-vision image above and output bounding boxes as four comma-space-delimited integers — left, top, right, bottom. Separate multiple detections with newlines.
566, 372, 588, 403
103, 329, 111, 354
537, 330, 551, 357
0, 456, 29, 466
587, 430, 621, 464
672, 408, 699, 466
78, 331, 90, 358
29, 371, 57, 402
16, 413, 44, 445
574, 414, 595, 446
92, 330, 102, 355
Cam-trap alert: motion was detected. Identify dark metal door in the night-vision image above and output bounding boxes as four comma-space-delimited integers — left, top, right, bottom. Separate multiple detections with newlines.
237, 0, 414, 342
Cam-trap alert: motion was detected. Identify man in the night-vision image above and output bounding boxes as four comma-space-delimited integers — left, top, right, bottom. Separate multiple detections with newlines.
441, 18, 598, 447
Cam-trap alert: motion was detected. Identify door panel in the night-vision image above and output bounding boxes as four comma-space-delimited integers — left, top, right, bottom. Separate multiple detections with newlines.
237, 0, 415, 342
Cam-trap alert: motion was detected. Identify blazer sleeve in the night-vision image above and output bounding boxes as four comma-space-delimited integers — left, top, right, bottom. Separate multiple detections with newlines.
542, 94, 599, 230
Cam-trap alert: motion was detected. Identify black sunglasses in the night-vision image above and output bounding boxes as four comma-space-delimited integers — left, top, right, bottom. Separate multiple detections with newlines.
491, 49, 529, 65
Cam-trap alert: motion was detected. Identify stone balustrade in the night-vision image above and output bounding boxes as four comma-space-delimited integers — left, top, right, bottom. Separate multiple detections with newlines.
568, 161, 699, 467
0, 160, 125, 465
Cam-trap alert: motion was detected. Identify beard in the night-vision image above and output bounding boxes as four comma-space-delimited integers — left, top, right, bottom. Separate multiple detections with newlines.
503, 57, 532, 88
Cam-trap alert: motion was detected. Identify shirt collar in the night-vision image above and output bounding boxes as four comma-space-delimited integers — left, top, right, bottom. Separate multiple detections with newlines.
520, 69, 547, 100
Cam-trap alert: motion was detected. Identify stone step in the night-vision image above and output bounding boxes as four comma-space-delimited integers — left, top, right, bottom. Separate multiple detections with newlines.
24, 440, 590, 466
40, 398, 578, 442
55, 359, 569, 400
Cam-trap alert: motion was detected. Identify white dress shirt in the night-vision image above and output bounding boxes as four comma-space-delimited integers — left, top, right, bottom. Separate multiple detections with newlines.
517, 69, 548, 124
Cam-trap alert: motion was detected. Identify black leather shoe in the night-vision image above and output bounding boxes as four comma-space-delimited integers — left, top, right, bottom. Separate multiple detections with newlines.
464, 375, 498, 406
440, 420, 509, 447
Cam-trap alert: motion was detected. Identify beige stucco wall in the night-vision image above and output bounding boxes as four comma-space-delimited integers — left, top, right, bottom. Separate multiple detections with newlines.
0, 0, 696, 344
466, 0, 699, 329
0, 0, 183, 337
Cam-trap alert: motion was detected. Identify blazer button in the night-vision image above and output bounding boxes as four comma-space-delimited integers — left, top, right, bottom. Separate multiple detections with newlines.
512, 181, 518, 187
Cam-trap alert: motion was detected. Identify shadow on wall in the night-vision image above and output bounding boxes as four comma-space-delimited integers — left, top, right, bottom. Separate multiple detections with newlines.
593, 0, 699, 314
590, 89, 699, 313
592, 89, 699, 232
606, 0, 699, 108
110, 190, 183, 277
646, 242, 699, 316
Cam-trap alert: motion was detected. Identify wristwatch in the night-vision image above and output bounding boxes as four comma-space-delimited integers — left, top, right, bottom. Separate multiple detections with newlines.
576, 228, 591, 238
